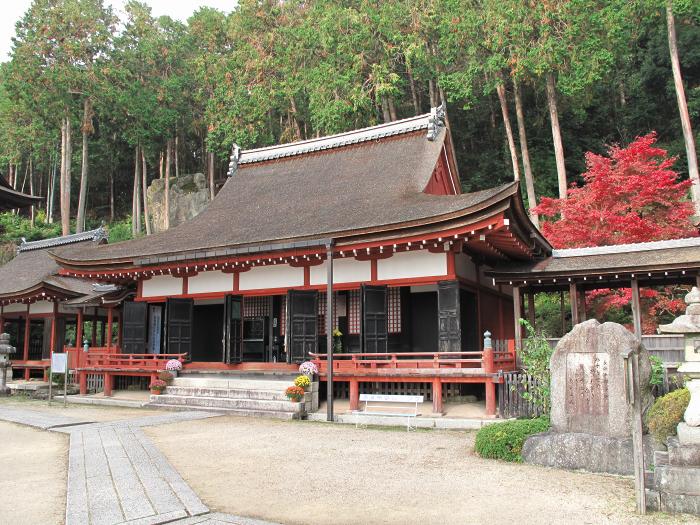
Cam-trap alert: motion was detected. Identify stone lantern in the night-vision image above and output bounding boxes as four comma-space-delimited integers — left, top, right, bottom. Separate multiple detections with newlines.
0, 332, 16, 396
658, 286, 700, 431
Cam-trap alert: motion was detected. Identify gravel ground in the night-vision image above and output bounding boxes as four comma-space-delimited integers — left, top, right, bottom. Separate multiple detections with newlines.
146, 416, 700, 525
0, 420, 68, 525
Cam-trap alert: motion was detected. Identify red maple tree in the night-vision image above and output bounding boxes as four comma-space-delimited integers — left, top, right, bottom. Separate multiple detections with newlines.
535, 133, 697, 333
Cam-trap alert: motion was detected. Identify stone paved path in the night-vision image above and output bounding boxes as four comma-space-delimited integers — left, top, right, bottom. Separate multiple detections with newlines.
0, 407, 281, 525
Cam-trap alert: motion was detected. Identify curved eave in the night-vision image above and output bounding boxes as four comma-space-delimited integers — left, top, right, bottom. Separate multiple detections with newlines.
0, 281, 84, 304
53, 182, 540, 272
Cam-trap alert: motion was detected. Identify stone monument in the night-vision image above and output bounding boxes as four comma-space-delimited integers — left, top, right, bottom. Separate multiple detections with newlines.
0, 332, 15, 395
646, 287, 700, 515
522, 319, 656, 475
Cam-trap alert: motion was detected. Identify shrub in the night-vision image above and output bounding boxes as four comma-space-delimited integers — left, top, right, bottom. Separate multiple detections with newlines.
294, 375, 311, 389
518, 319, 553, 414
649, 355, 664, 388
475, 417, 550, 462
645, 387, 690, 444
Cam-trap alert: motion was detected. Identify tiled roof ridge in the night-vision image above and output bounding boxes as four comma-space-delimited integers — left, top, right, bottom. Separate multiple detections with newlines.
18, 227, 107, 253
551, 236, 700, 258
227, 105, 446, 174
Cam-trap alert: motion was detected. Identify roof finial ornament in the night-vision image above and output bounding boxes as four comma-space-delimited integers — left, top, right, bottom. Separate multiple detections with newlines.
227, 143, 242, 177
426, 103, 446, 141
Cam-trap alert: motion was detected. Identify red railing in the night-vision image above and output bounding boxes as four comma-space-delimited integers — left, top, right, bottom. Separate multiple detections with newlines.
310, 343, 516, 375
65, 346, 186, 371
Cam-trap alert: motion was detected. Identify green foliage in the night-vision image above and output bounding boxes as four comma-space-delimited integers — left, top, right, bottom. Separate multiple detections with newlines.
518, 319, 553, 414
649, 355, 665, 387
0, 212, 61, 245
475, 417, 550, 462
107, 217, 135, 244
645, 388, 690, 443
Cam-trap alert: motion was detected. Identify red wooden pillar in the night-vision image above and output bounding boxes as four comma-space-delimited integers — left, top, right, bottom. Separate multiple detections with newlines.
23, 303, 30, 380
79, 372, 87, 395
0, 304, 4, 333
485, 381, 497, 416
349, 379, 359, 411
432, 378, 443, 414
103, 373, 113, 397
76, 309, 84, 347
106, 307, 113, 350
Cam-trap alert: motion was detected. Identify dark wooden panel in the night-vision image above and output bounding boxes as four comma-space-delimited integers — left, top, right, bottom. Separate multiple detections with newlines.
122, 301, 148, 354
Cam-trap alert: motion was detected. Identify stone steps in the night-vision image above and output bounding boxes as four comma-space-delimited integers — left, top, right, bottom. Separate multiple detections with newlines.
152, 392, 305, 413
164, 385, 289, 401
148, 373, 317, 420
172, 377, 290, 391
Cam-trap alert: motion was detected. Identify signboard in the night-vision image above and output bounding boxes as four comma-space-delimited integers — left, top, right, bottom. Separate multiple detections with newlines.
51, 352, 68, 374
148, 305, 163, 354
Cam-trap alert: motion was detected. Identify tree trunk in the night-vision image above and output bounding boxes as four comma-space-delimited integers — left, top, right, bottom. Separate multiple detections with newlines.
207, 149, 215, 200
29, 157, 34, 227
496, 81, 521, 182
76, 98, 92, 233
667, 5, 700, 216
388, 97, 398, 121
289, 97, 302, 140
546, 73, 568, 199
174, 133, 179, 179
513, 79, 539, 226
380, 97, 391, 122
132, 146, 141, 236
108, 165, 114, 224
428, 79, 437, 107
407, 69, 420, 114
141, 148, 151, 235
165, 138, 172, 230
159, 150, 164, 179
60, 117, 72, 235
48, 148, 57, 224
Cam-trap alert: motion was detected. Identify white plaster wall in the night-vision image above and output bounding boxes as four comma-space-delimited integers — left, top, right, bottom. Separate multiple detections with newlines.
141, 275, 183, 297
30, 300, 54, 314
310, 258, 372, 285
2, 303, 29, 313
377, 250, 447, 280
239, 264, 304, 290
455, 253, 477, 281
188, 270, 232, 294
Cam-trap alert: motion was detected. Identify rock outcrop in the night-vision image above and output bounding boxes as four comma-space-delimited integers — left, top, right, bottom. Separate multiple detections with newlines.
147, 173, 210, 233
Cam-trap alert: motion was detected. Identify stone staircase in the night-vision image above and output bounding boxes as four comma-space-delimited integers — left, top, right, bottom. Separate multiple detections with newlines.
148, 371, 318, 420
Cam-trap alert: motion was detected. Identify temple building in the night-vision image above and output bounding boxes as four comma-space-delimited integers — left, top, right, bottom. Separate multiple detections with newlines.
45, 108, 548, 414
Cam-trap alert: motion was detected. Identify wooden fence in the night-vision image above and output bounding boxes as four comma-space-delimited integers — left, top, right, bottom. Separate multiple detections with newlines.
498, 371, 546, 419
547, 335, 684, 363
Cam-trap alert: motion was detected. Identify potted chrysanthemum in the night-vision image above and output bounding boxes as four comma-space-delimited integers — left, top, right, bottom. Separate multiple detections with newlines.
294, 374, 311, 391
165, 359, 183, 377
149, 379, 167, 395
285, 385, 305, 402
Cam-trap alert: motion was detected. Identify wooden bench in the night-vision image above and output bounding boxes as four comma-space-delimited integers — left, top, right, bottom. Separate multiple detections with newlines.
354, 394, 423, 431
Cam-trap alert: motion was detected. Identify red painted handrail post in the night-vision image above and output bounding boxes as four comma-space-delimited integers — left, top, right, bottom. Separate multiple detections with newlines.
483, 330, 497, 416
349, 379, 359, 411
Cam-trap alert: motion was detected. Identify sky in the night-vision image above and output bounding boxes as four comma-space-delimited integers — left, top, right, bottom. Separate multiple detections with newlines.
0, 0, 237, 61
